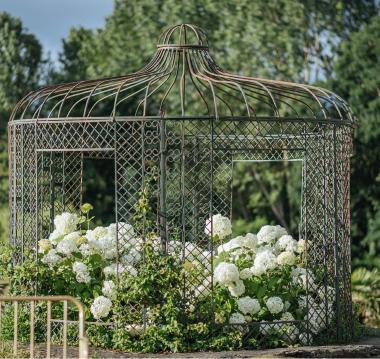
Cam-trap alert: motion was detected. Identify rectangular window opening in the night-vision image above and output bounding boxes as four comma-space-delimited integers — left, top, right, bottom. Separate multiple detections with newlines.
231, 159, 303, 239
82, 154, 116, 225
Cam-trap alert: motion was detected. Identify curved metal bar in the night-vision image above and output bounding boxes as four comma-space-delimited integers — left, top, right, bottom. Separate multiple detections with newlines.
9, 24, 354, 124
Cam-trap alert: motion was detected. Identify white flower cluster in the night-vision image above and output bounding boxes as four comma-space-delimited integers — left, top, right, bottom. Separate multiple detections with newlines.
237, 296, 261, 315
41, 249, 61, 267
266, 296, 284, 314
102, 280, 116, 298
210, 217, 334, 343
205, 214, 232, 239
72, 262, 91, 284
54, 212, 79, 237
214, 262, 245, 297
37, 211, 145, 322
90, 296, 112, 320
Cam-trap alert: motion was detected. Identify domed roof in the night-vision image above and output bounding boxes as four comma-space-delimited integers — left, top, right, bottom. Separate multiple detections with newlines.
10, 24, 354, 124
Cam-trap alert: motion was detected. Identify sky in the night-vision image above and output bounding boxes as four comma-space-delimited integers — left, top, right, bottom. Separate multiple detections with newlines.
0, 0, 114, 61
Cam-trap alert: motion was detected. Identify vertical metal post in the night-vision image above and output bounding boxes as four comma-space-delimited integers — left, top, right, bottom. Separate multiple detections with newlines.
46, 301, 51, 359
322, 126, 329, 329
13, 301, 18, 358
49, 152, 56, 230
159, 117, 167, 253
77, 301, 88, 359
332, 125, 341, 342
21, 125, 25, 261
192, 138, 200, 242
63, 300, 68, 359
29, 300, 35, 359
301, 122, 310, 345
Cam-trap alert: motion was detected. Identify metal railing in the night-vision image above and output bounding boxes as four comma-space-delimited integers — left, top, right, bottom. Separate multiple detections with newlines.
0, 295, 88, 359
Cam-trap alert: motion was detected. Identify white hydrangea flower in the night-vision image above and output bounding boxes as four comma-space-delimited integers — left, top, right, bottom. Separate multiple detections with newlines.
103, 264, 118, 278
241, 233, 258, 250
49, 229, 64, 244
217, 234, 258, 255
266, 296, 284, 314
280, 311, 295, 321
63, 231, 82, 245
307, 305, 328, 334
299, 332, 310, 345
298, 295, 315, 309
54, 212, 79, 235
282, 324, 299, 342
291, 267, 314, 289
205, 214, 232, 239
257, 225, 287, 245
237, 296, 261, 315
240, 268, 253, 280
251, 248, 277, 275
107, 222, 135, 248
76, 271, 91, 283
38, 239, 52, 253
72, 261, 91, 284
41, 249, 61, 267
122, 248, 142, 265
194, 276, 212, 298
277, 251, 296, 266
56, 237, 78, 256
228, 279, 245, 297
85, 226, 108, 242
102, 280, 116, 298
79, 243, 93, 257
259, 321, 281, 335
72, 261, 87, 273
229, 312, 246, 325
297, 239, 306, 253
103, 263, 137, 278
167, 240, 182, 255
217, 237, 242, 254
125, 265, 138, 276
184, 242, 203, 261
97, 236, 117, 260
276, 235, 298, 252
90, 296, 112, 320
291, 267, 306, 280
318, 285, 335, 303
214, 262, 240, 285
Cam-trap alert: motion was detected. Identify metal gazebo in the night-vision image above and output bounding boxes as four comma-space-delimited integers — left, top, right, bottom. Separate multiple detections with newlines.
9, 24, 355, 345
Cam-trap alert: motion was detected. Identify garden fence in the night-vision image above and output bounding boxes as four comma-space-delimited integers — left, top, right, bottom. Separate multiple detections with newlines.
0, 295, 88, 359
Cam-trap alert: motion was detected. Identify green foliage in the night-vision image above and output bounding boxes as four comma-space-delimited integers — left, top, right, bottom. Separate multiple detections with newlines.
232, 161, 302, 236
0, 12, 42, 128
330, 15, 380, 269
0, 12, 44, 245
352, 267, 380, 326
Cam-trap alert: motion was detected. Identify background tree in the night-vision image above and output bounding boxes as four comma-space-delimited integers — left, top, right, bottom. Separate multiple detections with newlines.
0, 12, 43, 242
330, 15, 380, 269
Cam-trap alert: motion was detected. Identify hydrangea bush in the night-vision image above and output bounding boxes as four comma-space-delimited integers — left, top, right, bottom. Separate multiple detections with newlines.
0, 204, 336, 352
210, 220, 335, 344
